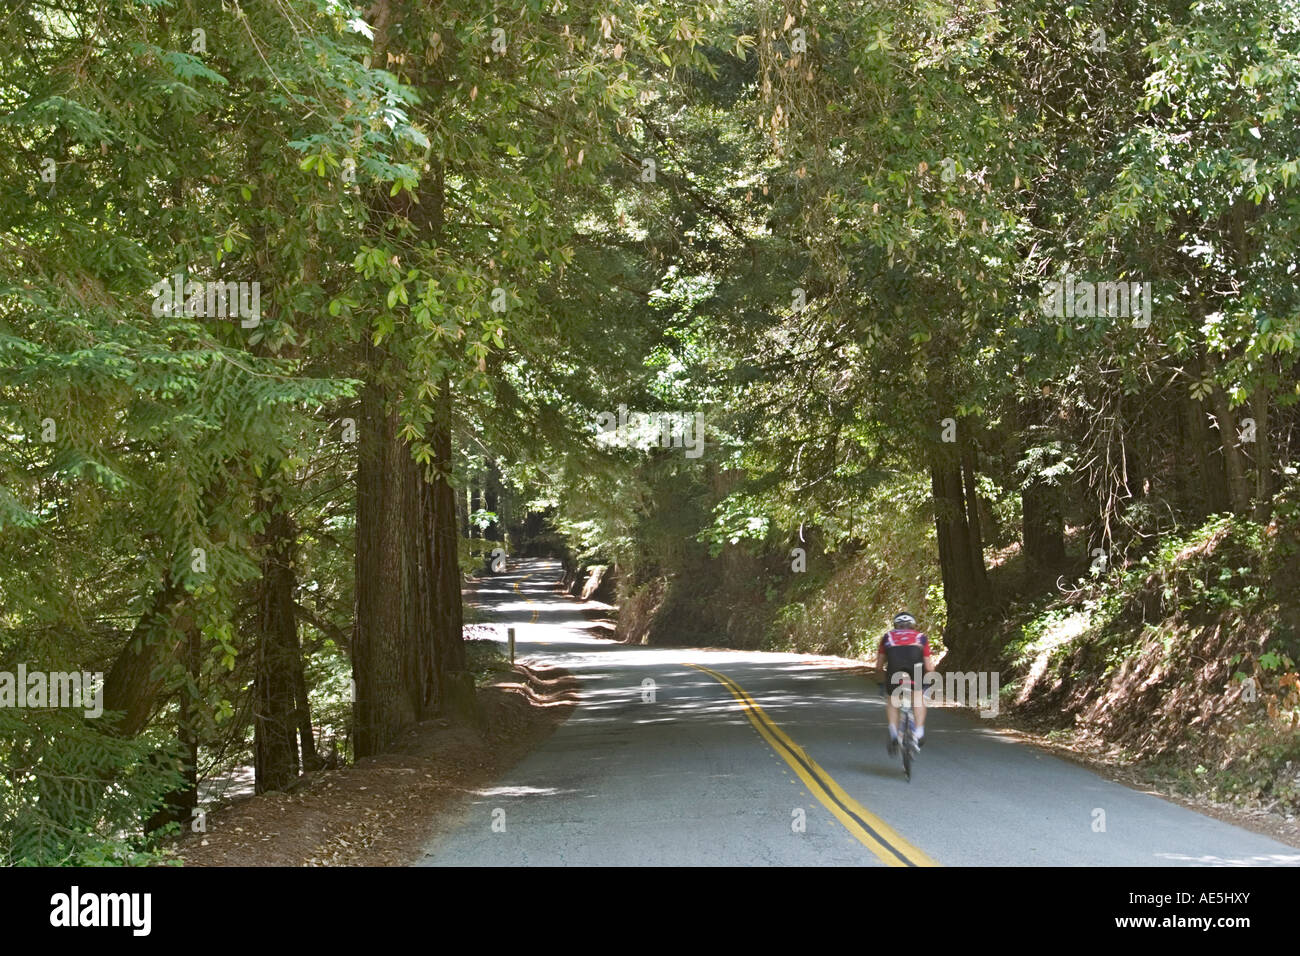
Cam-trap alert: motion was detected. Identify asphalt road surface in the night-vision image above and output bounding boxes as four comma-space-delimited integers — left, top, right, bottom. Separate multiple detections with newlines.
418, 559, 1300, 867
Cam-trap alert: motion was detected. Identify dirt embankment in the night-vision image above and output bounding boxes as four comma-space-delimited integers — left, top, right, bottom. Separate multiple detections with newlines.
172, 661, 578, 867
992, 513, 1300, 829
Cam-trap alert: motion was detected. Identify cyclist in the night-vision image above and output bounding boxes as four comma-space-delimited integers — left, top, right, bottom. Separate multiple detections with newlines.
876, 612, 935, 756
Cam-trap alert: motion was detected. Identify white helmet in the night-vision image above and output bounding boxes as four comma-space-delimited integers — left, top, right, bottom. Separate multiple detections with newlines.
892, 612, 917, 630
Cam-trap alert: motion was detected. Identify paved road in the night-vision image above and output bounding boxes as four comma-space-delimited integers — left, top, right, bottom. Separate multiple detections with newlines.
418, 559, 1300, 867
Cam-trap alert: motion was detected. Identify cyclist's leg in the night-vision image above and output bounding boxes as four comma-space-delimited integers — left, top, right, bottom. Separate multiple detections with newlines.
883, 684, 900, 736
881, 675, 901, 755
911, 684, 927, 747
898, 655, 926, 745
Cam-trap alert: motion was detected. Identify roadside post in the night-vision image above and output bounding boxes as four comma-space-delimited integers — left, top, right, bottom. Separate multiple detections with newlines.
508, 626, 515, 663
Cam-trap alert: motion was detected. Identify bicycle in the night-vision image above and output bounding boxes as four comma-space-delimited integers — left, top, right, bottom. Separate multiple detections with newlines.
898, 683, 918, 782
881, 675, 920, 781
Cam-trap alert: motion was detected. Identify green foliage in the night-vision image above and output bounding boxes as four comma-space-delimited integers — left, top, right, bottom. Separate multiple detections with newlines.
0, 709, 183, 866
765, 473, 943, 657
464, 639, 508, 686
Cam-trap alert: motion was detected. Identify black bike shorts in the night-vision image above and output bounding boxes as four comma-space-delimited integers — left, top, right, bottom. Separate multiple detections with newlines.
881, 645, 926, 698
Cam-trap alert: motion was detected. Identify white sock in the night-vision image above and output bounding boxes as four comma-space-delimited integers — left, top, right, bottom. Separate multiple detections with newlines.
914, 726, 925, 740
888, 725, 899, 740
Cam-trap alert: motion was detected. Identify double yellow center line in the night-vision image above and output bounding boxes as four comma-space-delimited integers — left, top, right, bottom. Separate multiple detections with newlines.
512, 569, 540, 626
687, 663, 937, 867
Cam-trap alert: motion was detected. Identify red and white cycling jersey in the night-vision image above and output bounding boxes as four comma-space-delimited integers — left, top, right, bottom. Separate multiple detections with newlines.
878, 628, 932, 656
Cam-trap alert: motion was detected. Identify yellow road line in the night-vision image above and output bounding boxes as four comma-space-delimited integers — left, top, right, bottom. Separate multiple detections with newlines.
511, 568, 540, 625
687, 663, 938, 867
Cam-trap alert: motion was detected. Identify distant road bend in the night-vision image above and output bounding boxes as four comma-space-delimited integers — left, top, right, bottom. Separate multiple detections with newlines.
419, 559, 1300, 867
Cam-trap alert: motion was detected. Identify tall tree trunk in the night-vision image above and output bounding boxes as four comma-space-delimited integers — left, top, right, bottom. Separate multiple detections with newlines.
930, 437, 987, 649
416, 158, 473, 721
401, 448, 433, 718
254, 500, 302, 793
349, 0, 424, 757
352, 369, 419, 757
352, 5, 467, 744
431, 376, 477, 723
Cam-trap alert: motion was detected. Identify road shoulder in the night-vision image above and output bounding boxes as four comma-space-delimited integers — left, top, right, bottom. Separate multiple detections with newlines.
171, 660, 579, 866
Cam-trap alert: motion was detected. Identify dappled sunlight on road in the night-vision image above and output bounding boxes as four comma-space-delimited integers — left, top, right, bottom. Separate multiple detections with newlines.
472, 785, 577, 798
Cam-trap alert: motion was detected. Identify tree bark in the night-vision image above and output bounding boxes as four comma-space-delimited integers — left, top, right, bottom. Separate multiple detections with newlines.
930, 436, 987, 648
352, 369, 419, 756
254, 500, 302, 793
401, 447, 432, 717
349, 0, 429, 757
100, 578, 186, 737
431, 376, 477, 723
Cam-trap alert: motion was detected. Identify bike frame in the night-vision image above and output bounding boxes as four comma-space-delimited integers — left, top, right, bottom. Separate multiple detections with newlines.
897, 680, 916, 780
